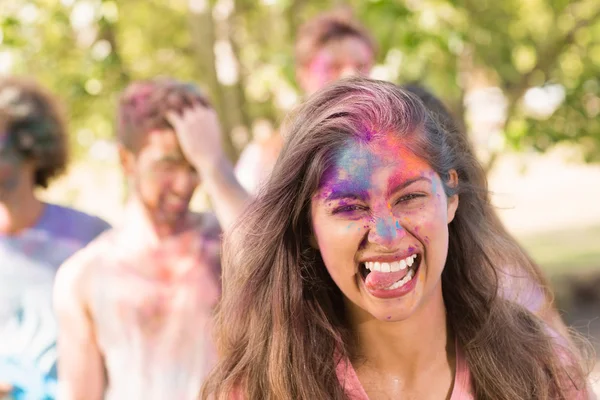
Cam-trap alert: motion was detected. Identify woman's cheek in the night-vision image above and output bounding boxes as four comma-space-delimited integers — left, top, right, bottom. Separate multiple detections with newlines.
316, 218, 363, 270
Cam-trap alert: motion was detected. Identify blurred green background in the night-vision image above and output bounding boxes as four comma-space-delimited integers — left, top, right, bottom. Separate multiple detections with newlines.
2, 0, 600, 162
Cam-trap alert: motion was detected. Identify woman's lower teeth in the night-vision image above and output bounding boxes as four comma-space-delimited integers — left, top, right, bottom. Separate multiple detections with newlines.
383, 268, 415, 290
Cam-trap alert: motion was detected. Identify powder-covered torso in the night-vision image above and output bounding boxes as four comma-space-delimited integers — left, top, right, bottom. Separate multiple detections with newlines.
0, 203, 110, 396
85, 215, 221, 400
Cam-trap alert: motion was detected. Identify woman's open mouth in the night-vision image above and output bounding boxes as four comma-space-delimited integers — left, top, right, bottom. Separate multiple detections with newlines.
358, 253, 422, 298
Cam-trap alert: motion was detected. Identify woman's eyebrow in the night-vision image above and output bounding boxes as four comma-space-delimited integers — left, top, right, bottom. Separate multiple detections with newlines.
387, 176, 431, 197
325, 189, 369, 202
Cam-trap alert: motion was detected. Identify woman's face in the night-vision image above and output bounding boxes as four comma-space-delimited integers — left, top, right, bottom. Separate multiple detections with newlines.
310, 133, 458, 322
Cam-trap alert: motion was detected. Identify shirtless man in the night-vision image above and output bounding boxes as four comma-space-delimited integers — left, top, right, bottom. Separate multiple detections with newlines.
53, 79, 247, 400
235, 9, 376, 193
0, 78, 110, 400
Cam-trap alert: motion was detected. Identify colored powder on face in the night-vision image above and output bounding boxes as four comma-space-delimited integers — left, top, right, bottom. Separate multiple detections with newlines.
308, 52, 332, 87
375, 216, 397, 241
337, 144, 374, 180
320, 141, 375, 198
346, 222, 356, 231
322, 134, 420, 198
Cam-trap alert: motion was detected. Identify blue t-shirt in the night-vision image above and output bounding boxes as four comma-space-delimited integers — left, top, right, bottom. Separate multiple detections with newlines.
0, 203, 110, 400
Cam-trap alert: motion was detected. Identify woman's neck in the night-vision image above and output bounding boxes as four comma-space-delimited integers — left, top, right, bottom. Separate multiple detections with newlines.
347, 284, 453, 382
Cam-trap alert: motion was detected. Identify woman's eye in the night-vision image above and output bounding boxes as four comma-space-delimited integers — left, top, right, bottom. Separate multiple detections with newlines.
395, 193, 425, 204
332, 204, 367, 214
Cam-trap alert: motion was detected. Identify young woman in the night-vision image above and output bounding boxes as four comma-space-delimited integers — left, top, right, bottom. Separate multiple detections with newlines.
203, 78, 593, 399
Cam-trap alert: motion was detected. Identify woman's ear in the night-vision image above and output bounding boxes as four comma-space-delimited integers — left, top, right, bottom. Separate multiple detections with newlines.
446, 169, 459, 224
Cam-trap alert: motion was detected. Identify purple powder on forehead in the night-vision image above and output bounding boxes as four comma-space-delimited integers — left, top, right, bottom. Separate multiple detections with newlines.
321, 139, 376, 192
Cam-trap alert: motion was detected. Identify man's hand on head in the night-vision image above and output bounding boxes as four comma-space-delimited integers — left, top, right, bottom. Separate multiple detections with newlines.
166, 105, 225, 173
168, 103, 250, 231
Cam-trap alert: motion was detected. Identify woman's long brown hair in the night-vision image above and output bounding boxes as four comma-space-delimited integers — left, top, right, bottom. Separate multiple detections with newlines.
202, 78, 590, 399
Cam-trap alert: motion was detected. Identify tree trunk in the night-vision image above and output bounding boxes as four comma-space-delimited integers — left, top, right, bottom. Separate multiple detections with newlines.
187, 2, 237, 160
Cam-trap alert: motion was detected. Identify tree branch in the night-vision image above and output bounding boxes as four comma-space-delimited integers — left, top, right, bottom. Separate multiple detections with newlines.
507, 5, 600, 102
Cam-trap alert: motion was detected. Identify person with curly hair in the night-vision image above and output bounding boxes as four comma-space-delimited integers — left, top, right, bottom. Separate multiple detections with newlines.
54, 78, 246, 400
0, 77, 110, 400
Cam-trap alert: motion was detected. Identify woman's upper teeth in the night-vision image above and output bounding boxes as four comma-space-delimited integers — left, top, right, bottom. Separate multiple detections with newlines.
365, 254, 417, 273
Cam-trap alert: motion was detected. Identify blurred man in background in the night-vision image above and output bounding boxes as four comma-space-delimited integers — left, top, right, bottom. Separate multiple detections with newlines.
235, 8, 376, 193
0, 78, 110, 400
54, 78, 245, 400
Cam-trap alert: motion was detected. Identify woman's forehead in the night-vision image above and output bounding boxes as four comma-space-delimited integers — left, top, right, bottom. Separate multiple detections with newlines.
317, 135, 433, 194
333, 135, 429, 172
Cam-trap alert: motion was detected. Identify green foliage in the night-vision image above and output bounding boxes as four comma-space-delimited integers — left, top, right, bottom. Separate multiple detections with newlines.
1, 0, 599, 162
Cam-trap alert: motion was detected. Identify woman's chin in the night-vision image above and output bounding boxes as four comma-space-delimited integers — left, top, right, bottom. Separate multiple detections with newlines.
368, 305, 418, 323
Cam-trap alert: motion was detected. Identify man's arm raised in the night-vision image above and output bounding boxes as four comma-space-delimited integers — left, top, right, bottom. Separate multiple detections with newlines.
53, 251, 105, 400
167, 105, 250, 231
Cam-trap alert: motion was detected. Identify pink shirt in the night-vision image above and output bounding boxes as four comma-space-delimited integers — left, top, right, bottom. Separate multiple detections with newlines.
335, 342, 593, 400
231, 342, 593, 399
335, 342, 473, 400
